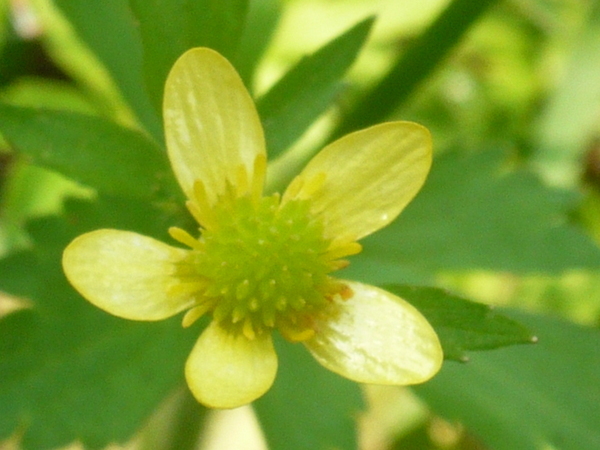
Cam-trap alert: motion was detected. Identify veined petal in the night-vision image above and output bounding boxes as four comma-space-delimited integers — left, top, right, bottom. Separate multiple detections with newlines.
285, 122, 431, 241
63, 230, 195, 321
304, 280, 442, 385
164, 47, 266, 204
185, 322, 278, 408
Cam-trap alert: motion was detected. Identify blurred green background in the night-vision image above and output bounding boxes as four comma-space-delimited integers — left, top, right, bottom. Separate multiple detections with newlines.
0, 0, 599, 449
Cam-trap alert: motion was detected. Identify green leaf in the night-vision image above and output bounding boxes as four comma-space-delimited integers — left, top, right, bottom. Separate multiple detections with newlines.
334, 0, 500, 136
533, 2, 600, 185
255, 338, 363, 450
0, 309, 193, 450
0, 196, 197, 449
348, 149, 600, 282
235, 0, 282, 86
0, 104, 174, 199
130, 0, 249, 113
53, 0, 162, 140
415, 310, 600, 450
387, 285, 535, 361
257, 17, 373, 159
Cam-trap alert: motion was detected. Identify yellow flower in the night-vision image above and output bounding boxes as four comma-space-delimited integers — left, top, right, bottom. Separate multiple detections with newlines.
62, 48, 442, 409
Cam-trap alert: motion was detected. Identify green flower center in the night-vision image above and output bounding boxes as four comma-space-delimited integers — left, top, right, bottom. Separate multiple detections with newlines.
188, 193, 345, 340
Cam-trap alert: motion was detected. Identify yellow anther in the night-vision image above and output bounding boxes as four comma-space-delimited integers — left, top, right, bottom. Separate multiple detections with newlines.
328, 259, 350, 271
283, 175, 304, 201
232, 306, 246, 324
324, 241, 362, 261
166, 280, 207, 297
182, 302, 213, 328
242, 318, 256, 340
251, 154, 267, 202
169, 227, 203, 250
279, 325, 315, 342
185, 201, 205, 227
191, 180, 217, 230
234, 163, 249, 198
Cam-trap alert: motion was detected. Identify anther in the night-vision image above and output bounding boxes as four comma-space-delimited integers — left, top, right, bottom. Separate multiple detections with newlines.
251, 154, 267, 202
282, 175, 304, 201
324, 240, 362, 260
232, 306, 246, 324
243, 318, 256, 340
191, 180, 217, 230
169, 227, 203, 250
234, 164, 250, 197
328, 259, 350, 271
182, 302, 213, 328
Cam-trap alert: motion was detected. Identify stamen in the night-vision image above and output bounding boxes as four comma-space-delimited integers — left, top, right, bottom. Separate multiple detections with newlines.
279, 325, 315, 342
282, 175, 304, 202
169, 227, 203, 250
339, 284, 354, 300
243, 317, 256, 340
166, 280, 207, 297
185, 201, 205, 228
251, 154, 267, 202
182, 302, 213, 327
232, 306, 246, 323
235, 163, 249, 198
328, 259, 350, 271
324, 241, 362, 260
191, 180, 217, 229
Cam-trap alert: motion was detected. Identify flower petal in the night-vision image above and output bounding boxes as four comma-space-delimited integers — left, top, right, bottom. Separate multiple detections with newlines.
185, 322, 278, 408
63, 229, 195, 321
286, 122, 432, 241
304, 280, 442, 385
164, 47, 266, 204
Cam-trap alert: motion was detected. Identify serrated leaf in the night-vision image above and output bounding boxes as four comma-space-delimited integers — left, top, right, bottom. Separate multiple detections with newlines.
254, 338, 363, 450
257, 17, 373, 159
348, 149, 600, 282
0, 104, 173, 199
387, 285, 534, 361
130, 0, 248, 113
415, 310, 600, 450
53, 0, 161, 139
0, 196, 196, 449
0, 309, 193, 450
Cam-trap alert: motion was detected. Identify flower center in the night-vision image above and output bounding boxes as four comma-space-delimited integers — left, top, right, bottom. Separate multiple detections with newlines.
173, 190, 357, 341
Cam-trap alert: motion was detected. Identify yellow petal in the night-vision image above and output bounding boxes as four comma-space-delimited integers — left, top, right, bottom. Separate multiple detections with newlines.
304, 280, 442, 385
185, 322, 278, 408
63, 230, 195, 321
164, 47, 266, 204
285, 122, 432, 241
